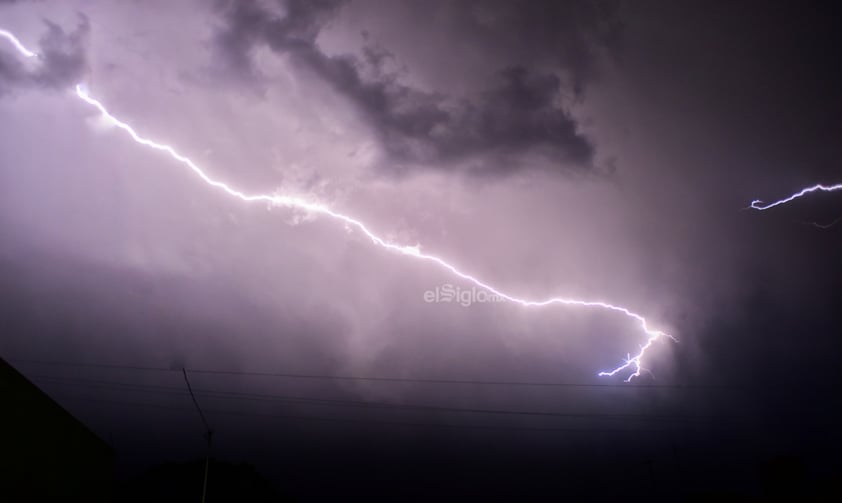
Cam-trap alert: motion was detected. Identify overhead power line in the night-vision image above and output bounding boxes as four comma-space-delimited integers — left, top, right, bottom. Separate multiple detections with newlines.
50, 392, 703, 435
9, 358, 738, 390
29, 373, 731, 423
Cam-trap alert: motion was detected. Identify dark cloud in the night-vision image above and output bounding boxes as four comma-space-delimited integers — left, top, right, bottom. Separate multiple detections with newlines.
431, 0, 621, 90
0, 15, 89, 94
210, 0, 615, 175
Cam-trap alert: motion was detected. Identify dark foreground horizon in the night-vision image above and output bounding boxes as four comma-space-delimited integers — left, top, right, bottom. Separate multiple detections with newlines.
5, 352, 842, 501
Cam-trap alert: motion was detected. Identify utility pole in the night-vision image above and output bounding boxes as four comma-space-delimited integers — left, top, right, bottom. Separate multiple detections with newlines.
645, 458, 656, 499
201, 430, 212, 503
183, 368, 213, 503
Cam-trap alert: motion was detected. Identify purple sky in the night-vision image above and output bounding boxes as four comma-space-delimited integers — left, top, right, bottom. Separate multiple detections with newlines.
2, 1, 842, 498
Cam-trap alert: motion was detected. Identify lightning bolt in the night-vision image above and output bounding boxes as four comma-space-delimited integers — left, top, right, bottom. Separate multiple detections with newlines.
2, 28, 673, 381
0, 28, 38, 58
802, 216, 842, 230
749, 183, 842, 210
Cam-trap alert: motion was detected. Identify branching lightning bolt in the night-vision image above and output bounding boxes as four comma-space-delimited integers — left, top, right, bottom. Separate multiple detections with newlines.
749, 183, 842, 210
2, 28, 673, 381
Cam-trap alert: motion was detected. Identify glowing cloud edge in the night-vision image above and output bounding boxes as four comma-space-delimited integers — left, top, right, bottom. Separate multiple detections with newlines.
2, 28, 673, 381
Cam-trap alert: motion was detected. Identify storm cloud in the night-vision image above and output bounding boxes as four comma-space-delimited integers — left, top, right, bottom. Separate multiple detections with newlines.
210, 0, 618, 175
2, 1, 842, 499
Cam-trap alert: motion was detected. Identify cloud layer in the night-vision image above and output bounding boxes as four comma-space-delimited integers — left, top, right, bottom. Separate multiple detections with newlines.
210, 0, 620, 175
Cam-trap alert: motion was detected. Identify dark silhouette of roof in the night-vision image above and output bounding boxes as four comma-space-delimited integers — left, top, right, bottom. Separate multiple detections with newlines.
0, 356, 113, 501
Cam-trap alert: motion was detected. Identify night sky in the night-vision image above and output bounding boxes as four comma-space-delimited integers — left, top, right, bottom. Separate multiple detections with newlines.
2, 1, 842, 500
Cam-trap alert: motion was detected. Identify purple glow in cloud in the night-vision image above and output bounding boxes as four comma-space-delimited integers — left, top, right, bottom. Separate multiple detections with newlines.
2, 26, 673, 381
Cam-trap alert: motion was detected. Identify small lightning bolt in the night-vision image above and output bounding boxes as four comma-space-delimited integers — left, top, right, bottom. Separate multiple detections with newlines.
3, 28, 673, 381
749, 183, 842, 210
801, 216, 842, 230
